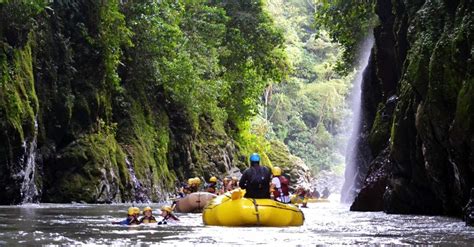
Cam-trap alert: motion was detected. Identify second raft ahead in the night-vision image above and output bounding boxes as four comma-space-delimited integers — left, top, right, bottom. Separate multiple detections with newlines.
203, 189, 304, 227
174, 192, 217, 213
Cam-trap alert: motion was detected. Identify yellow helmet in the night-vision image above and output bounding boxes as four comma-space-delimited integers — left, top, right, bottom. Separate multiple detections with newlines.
133, 207, 140, 215
187, 178, 194, 185
143, 206, 152, 213
161, 205, 173, 213
272, 167, 282, 176
209, 176, 217, 183
127, 207, 135, 215
194, 177, 201, 185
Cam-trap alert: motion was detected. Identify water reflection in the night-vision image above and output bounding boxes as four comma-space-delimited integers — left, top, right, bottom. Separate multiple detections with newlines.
0, 202, 472, 245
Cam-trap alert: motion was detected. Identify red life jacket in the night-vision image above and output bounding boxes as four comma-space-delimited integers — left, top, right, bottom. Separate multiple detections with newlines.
273, 176, 290, 198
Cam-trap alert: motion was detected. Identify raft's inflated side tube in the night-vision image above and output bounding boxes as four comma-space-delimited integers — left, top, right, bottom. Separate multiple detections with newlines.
307, 198, 330, 203
203, 190, 304, 227
175, 192, 217, 213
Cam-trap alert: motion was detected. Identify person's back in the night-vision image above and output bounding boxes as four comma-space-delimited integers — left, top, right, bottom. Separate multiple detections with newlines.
311, 189, 320, 199
322, 187, 330, 199
239, 153, 271, 199
271, 167, 290, 203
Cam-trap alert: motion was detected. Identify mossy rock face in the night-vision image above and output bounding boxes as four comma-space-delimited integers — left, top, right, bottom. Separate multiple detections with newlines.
267, 139, 293, 168
0, 38, 40, 204
0, 1, 302, 204
179, 116, 245, 182
267, 139, 312, 187
354, 0, 474, 216
368, 100, 396, 156
43, 133, 130, 203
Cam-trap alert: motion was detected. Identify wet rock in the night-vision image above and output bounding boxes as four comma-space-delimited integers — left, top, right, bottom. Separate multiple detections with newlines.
267, 139, 312, 190
464, 189, 474, 226
351, 148, 391, 211
349, 0, 474, 217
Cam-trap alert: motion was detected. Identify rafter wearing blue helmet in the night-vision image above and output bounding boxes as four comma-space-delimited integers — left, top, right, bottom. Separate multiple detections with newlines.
239, 153, 271, 199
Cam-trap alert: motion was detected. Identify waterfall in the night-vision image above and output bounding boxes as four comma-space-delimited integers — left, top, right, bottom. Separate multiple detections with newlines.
340, 36, 374, 203
125, 157, 150, 202
19, 117, 39, 203
125, 157, 141, 191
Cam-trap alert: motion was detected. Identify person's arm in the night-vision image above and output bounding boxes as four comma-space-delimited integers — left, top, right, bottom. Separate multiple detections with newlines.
112, 219, 129, 225
271, 177, 280, 188
170, 214, 180, 221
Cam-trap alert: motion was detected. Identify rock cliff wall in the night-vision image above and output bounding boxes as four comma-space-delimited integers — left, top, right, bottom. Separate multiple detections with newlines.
350, 0, 473, 217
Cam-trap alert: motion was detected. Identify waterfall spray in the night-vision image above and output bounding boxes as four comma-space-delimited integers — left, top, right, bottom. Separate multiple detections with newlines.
19, 117, 39, 203
340, 35, 374, 204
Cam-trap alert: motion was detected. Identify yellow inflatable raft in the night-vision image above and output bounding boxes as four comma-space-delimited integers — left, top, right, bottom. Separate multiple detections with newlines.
174, 192, 217, 213
307, 198, 330, 203
203, 189, 304, 227
290, 194, 307, 205
290, 194, 331, 204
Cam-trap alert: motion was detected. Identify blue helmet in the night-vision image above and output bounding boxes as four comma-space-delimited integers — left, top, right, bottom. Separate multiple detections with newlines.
249, 153, 260, 162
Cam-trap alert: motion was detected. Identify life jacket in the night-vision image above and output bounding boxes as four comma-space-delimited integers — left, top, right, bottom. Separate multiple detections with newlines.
298, 190, 307, 199
207, 183, 216, 194
273, 176, 289, 198
182, 185, 192, 194
140, 216, 157, 224
189, 185, 198, 193
244, 166, 271, 198
128, 216, 140, 225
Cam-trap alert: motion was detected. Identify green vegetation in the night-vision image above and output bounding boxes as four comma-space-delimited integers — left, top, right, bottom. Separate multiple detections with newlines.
314, 0, 376, 74
0, 0, 362, 202
257, 0, 353, 175
0, 0, 290, 202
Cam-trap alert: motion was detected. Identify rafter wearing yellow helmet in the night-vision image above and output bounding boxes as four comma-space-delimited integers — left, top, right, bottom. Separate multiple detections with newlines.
139, 206, 157, 224
112, 206, 140, 225
207, 176, 218, 194
158, 205, 180, 225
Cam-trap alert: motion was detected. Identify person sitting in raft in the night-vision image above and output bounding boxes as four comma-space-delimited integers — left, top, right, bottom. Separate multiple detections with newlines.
322, 187, 330, 199
295, 187, 309, 208
270, 167, 291, 203
176, 181, 187, 198
158, 205, 180, 225
112, 207, 140, 225
189, 177, 201, 193
181, 178, 195, 195
239, 153, 272, 199
312, 188, 321, 199
221, 177, 230, 193
139, 206, 157, 224
231, 176, 239, 190
223, 176, 238, 192
206, 176, 218, 194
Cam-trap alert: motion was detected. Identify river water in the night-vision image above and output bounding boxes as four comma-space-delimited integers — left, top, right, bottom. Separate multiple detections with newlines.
0, 199, 473, 246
